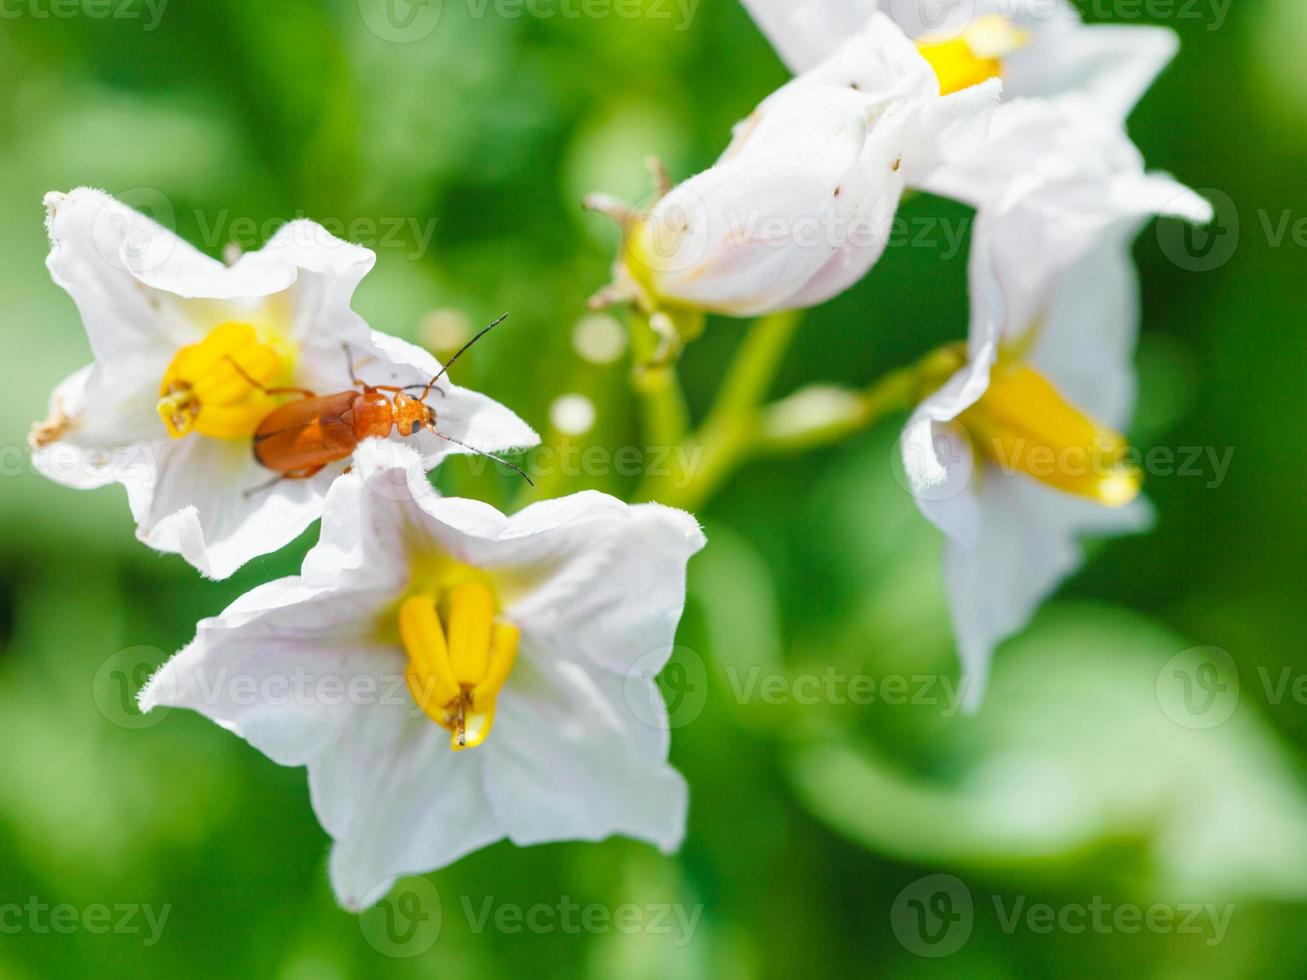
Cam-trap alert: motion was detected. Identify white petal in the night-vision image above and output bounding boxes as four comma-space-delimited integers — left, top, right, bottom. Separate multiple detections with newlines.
43, 188, 211, 365
899, 79, 1002, 183
31, 361, 167, 491
45, 189, 382, 366
300, 443, 433, 596
349, 444, 705, 675
485, 656, 688, 853
794, 12, 938, 98
899, 223, 1004, 547
139, 579, 397, 767
738, 0, 881, 73
932, 100, 1209, 343
644, 96, 875, 315
1027, 221, 1142, 429
138, 434, 343, 580
779, 107, 910, 310
926, 96, 1209, 230
315, 706, 499, 911
1006, 21, 1178, 122
138, 549, 500, 912
232, 219, 376, 347
945, 475, 1153, 709
504, 499, 706, 675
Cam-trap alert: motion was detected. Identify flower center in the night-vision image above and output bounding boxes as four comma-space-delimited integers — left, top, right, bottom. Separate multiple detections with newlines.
959, 362, 1141, 506
156, 321, 288, 440
916, 14, 1030, 96
399, 581, 520, 751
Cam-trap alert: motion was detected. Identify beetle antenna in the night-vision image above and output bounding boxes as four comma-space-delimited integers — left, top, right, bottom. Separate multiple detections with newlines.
427, 425, 534, 486
406, 313, 510, 399
343, 343, 362, 386
242, 474, 285, 498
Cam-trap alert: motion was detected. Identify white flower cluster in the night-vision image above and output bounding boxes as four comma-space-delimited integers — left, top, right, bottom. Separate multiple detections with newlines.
593, 0, 1209, 705
30, 190, 704, 910
27, 0, 1208, 913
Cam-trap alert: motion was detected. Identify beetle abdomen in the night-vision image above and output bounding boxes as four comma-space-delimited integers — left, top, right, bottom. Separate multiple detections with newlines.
253, 392, 360, 473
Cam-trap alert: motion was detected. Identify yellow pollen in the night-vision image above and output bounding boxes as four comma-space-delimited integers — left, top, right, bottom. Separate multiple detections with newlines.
399, 582, 520, 752
156, 321, 288, 440
916, 14, 1030, 96
960, 362, 1142, 506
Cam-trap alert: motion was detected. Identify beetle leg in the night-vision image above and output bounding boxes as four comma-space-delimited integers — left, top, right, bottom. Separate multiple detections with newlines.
241, 474, 285, 498
242, 464, 326, 498
396, 384, 447, 398
223, 355, 317, 398
372, 384, 446, 399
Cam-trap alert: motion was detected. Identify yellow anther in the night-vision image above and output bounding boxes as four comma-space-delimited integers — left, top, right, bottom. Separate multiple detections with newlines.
398, 583, 518, 751
156, 322, 288, 439
917, 14, 1030, 96
960, 363, 1141, 506
471, 623, 520, 706
453, 704, 496, 752
446, 581, 495, 687
399, 595, 461, 721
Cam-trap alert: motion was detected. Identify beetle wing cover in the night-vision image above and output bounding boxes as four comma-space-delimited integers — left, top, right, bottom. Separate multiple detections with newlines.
253, 391, 359, 473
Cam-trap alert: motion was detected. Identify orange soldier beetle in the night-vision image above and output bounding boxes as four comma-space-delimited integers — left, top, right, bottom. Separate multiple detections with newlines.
229, 314, 532, 494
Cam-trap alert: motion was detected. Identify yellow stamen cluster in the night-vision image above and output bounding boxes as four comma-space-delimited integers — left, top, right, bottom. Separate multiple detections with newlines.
399, 581, 520, 752
917, 14, 1030, 96
157, 322, 287, 439
960, 362, 1141, 506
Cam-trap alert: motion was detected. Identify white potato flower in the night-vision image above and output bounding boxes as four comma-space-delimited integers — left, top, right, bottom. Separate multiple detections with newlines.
899, 104, 1212, 707
140, 439, 706, 910
30, 188, 537, 579
741, 0, 1187, 211
742, 0, 1178, 119
589, 12, 998, 322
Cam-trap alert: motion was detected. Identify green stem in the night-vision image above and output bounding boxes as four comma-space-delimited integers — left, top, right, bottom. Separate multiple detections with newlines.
636, 310, 801, 509
629, 310, 690, 451
640, 335, 940, 511
704, 310, 803, 428
755, 366, 919, 457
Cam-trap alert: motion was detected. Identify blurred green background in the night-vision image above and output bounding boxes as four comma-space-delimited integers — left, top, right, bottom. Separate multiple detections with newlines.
2, 0, 1306, 976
